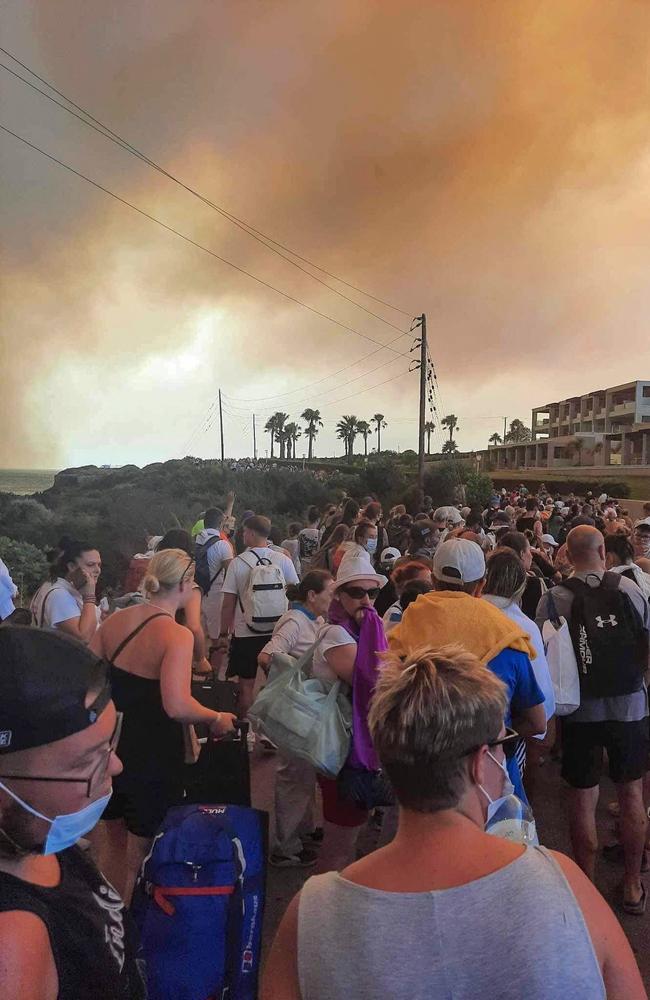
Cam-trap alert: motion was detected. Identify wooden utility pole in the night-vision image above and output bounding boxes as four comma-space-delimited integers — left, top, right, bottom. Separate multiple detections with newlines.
503, 415, 507, 443
252, 413, 257, 460
418, 313, 427, 490
218, 389, 225, 464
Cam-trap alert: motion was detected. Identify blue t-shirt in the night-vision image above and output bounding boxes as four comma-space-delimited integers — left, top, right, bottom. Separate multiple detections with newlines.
487, 647, 544, 801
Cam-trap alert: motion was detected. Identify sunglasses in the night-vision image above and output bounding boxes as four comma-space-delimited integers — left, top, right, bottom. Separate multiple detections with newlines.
462, 726, 520, 762
339, 585, 381, 600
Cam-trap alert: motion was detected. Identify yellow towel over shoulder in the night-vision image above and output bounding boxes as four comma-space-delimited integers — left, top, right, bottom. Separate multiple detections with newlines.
388, 592, 536, 664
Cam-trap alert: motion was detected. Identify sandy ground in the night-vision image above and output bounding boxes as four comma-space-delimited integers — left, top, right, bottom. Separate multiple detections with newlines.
252, 747, 649, 988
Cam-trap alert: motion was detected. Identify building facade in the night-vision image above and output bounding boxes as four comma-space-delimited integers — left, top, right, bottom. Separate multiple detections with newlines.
478, 380, 650, 472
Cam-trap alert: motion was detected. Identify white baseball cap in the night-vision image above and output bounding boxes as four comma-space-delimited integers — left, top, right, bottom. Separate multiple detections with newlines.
380, 546, 401, 565
541, 533, 558, 547
432, 538, 486, 585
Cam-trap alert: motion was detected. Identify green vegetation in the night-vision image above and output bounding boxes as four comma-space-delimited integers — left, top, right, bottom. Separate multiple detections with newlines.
0, 456, 490, 593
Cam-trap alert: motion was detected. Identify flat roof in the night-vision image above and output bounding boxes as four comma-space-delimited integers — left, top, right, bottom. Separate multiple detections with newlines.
532, 379, 649, 412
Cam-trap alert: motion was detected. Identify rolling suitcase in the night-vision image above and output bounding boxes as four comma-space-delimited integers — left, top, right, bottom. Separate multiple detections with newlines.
184, 674, 251, 807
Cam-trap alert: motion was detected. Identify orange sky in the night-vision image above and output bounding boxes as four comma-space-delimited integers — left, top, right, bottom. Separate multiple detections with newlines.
2, 0, 650, 468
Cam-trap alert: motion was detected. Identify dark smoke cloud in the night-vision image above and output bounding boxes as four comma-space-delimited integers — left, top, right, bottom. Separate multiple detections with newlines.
2, 0, 650, 467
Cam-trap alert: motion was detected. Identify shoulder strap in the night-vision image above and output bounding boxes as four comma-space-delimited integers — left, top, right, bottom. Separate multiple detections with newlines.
39, 585, 61, 627
601, 571, 622, 591
561, 576, 589, 596
109, 612, 169, 664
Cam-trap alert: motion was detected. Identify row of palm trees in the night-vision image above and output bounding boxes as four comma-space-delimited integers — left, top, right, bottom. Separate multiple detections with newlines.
263, 409, 462, 460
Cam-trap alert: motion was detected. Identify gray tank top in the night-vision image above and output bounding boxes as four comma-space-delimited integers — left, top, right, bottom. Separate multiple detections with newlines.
297, 846, 605, 1000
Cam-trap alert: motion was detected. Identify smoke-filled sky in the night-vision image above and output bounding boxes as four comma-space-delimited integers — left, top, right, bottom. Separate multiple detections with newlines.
2, 0, 650, 470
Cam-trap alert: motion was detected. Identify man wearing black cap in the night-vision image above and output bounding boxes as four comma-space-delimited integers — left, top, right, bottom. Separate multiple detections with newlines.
0, 626, 145, 999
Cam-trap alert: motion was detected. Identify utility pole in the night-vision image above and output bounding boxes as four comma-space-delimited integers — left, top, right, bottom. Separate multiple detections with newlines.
252, 413, 257, 460
503, 415, 507, 443
218, 388, 225, 464
418, 313, 427, 491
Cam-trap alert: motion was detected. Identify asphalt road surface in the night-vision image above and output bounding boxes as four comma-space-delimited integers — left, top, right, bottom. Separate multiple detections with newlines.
252, 746, 649, 988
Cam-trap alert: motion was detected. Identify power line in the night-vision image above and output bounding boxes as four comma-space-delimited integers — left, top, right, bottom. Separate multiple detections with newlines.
0, 47, 413, 324
221, 350, 411, 415
0, 123, 413, 358
221, 333, 411, 404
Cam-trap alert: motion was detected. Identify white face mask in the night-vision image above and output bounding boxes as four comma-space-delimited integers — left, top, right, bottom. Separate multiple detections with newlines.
478, 752, 538, 845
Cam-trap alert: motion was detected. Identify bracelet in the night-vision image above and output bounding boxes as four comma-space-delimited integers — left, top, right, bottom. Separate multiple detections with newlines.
218, 632, 230, 638
83, 597, 97, 604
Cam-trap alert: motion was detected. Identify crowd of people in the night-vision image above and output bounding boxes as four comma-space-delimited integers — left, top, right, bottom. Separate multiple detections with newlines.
1, 483, 650, 997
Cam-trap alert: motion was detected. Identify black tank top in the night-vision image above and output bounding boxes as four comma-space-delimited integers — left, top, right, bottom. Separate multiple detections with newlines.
108, 612, 184, 781
0, 846, 145, 999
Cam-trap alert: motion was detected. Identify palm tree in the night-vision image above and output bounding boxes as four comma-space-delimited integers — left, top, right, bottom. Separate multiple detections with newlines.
356, 420, 371, 457
336, 414, 359, 459
301, 408, 323, 460
424, 420, 435, 454
442, 439, 459, 455
285, 422, 301, 459
441, 414, 459, 445
372, 413, 387, 453
489, 432, 502, 447
270, 411, 289, 459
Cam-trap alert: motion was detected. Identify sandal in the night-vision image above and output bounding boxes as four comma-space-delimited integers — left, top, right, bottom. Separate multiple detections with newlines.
622, 883, 647, 916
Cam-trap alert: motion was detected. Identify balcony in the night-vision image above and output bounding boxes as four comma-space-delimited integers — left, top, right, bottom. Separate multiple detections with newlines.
610, 400, 635, 414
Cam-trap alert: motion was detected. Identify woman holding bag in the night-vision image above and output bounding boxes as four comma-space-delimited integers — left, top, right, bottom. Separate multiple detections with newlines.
257, 571, 335, 868
311, 550, 388, 872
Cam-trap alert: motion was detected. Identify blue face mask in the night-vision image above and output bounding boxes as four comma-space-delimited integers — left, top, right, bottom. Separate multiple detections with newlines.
0, 779, 112, 855
365, 538, 378, 554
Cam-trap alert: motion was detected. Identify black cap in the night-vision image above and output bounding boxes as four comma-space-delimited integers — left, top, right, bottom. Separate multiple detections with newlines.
0, 626, 111, 755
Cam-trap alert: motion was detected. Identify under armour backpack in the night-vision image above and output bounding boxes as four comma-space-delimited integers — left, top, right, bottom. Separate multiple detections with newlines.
195, 536, 224, 596
132, 803, 267, 1000
238, 552, 288, 633
563, 573, 648, 699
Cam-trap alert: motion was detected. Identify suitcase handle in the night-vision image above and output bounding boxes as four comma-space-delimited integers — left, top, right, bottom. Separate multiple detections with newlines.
198, 719, 249, 745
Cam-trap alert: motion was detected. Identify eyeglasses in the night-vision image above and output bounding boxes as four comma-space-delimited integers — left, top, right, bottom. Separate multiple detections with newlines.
339, 585, 381, 600
0, 712, 123, 800
462, 726, 520, 762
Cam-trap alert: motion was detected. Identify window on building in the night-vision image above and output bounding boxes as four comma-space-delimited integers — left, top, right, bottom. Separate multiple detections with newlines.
643, 386, 650, 398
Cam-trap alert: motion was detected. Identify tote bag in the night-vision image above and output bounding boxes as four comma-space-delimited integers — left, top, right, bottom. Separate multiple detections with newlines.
541, 592, 580, 716
249, 642, 352, 778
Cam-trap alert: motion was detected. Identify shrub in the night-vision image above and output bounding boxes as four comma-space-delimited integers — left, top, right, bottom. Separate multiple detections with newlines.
0, 536, 49, 600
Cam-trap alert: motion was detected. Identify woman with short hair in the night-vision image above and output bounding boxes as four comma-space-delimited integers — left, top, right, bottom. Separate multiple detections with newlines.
264, 646, 644, 1000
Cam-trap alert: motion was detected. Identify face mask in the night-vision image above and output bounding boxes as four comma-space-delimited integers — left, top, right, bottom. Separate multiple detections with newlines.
478, 752, 538, 846
0, 779, 112, 855
365, 538, 378, 554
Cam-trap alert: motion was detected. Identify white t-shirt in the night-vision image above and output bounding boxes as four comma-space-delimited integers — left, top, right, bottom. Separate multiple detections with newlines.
311, 623, 356, 683
31, 578, 101, 632
195, 529, 233, 596
261, 607, 321, 660
222, 547, 299, 638
281, 538, 302, 578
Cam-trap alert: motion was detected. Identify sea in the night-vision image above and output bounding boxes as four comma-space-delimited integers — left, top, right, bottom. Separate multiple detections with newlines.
0, 469, 58, 495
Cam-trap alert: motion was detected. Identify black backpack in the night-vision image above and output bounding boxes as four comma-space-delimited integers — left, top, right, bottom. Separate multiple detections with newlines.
564, 572, 648, 699
194, 536, 224, 595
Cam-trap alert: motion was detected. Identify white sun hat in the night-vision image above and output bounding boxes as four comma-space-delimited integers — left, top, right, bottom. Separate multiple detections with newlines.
335, 550, 387, 590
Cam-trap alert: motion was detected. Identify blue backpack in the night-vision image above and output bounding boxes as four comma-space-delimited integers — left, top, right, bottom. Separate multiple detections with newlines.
132, 804, 267, 1000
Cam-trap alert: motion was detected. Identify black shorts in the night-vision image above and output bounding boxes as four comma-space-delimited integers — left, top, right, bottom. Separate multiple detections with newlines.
103, 774, 183, 838
562, 719, 649, 789
226, 635, 269, 680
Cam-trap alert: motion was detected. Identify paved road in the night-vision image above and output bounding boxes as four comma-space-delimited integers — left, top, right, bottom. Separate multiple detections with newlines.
251, 747, 649, 987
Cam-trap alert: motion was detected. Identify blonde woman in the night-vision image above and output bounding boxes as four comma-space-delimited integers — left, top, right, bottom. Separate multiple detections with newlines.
264, 646, 645, 1000
89, 549, 236, 901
